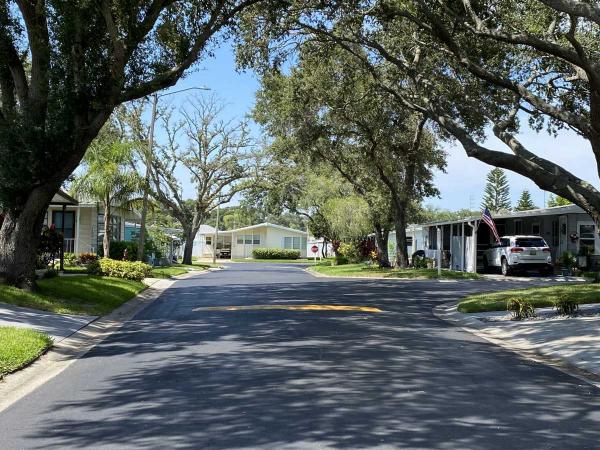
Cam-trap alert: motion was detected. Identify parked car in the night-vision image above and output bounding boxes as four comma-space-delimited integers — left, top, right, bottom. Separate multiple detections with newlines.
483, 235, 553, 276
216, 247, 231, 258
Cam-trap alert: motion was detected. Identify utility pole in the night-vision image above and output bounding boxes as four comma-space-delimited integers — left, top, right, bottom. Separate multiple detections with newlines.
213, 206, 220, 264
137, 86, 210, 262
437, 227, 442, 277
137, 93, 158, 262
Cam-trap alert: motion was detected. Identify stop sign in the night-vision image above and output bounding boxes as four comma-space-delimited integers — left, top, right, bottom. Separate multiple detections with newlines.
311, 245, 319, 254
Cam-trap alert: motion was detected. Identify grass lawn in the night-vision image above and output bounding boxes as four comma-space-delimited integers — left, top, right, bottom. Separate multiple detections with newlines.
176, 263, 216, 270
150, 266, 190, 278
151, 263, 217, 279
458, 283, 600, 313
0, 326, 53, 378
62, 265, 88, 274
311, 263, 481, 279
0, 276, 146, 315
231, 258, 319, 264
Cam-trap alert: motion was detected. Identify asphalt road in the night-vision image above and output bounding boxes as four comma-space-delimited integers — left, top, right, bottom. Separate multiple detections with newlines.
1, 263, 599, 449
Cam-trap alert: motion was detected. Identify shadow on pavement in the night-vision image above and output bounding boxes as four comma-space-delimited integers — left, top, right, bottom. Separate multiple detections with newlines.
20, 277, 600, 449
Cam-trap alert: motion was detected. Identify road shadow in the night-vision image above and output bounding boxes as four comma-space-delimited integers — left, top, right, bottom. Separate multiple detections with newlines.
17, 277, 600, 449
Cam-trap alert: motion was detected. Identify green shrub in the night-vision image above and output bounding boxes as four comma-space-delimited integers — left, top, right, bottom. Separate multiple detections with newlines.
555, 295, 578, 315
333, 255, 349, 266
91, 258, 152, 281
559, 251, 576, 268
98, 241, 137, 261
64, 253, 78, 266
78, 252, 98, 265
252, 248, 301, 260
337, 242, 361, 263
101, 258, 151, 281
582, 271, 600, 282
86, 259, 102, 275
43, 268, 59, 279
507, 298, 536, 320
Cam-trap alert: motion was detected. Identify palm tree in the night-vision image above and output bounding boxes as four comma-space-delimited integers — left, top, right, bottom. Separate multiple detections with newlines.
71, 125, 142, 258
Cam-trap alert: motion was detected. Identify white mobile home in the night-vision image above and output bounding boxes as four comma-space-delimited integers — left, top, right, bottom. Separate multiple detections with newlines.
194, 222, 308, 259
410, 204, 598, 273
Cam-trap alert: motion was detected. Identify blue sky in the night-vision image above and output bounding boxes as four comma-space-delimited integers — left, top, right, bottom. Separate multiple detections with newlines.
159, 40, 598, 212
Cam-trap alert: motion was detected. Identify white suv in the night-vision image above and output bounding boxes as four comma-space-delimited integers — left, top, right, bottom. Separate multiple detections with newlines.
483, 235, 553, 276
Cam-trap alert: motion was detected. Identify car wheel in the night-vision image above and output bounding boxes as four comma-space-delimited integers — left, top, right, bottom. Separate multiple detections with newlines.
501, 258, 511, 276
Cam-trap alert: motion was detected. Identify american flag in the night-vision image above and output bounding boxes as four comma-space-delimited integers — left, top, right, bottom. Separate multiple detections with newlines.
482, 208, 501, 243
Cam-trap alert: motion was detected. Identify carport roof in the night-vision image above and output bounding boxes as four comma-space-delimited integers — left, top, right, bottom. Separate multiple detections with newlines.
412, 204, 585, 228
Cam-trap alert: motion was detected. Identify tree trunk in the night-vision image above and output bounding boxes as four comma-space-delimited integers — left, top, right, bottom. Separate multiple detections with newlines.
322, 239, 328, 258
373, 224, 391, 268
103, 202, 111, 258
182, 228, 195, 265
0, 183, 59, 288
393, 203, 409, 268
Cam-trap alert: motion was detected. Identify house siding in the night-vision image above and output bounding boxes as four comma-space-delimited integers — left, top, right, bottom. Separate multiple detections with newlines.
195, 224, 308, 259
46, 202, 140, 255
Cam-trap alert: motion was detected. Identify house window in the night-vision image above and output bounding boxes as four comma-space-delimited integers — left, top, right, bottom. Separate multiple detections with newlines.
578, 223, 596, 254
97, 213, 121, 249
237, 234, 260, 244
51, 211, 75, 239
514, 220, 523, 235
406, 237, 414, 246
206, 236, 212, 246
284, 236, 306, 250
531, 222, 541, 235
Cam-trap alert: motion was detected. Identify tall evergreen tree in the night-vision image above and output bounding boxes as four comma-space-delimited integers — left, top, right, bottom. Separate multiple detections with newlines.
515, 190, 537, 212
481, 168, 511, 212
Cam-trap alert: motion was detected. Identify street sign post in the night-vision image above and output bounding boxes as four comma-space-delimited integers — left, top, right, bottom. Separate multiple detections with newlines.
311, 245, 319, 264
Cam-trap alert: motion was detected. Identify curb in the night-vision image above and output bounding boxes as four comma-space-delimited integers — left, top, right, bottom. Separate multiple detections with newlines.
433, 301, 600, 390
0, 277, 175, 413
304, 267, 479, 282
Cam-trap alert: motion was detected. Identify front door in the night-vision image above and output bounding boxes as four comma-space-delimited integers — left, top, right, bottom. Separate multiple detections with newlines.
558, 215, 568, 256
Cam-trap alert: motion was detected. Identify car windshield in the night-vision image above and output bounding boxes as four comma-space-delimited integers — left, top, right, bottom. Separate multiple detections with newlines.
515, 238, 546, 248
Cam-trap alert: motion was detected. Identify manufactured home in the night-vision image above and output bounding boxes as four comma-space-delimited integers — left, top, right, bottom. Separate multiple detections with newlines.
46, 191, 141, 255
391, 204, 598, 273
194, 222, 308, 259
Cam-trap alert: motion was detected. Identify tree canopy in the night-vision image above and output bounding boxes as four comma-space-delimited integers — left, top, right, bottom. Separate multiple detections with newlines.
0, 0, 281, 286
238, 0, 600, 228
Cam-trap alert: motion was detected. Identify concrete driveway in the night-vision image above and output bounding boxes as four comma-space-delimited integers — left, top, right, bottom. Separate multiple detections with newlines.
0, 263, 598, 449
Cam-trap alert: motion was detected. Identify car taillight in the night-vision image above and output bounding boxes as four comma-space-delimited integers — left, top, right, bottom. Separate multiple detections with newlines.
543, 248, 551, 252
511, 247, 524, 253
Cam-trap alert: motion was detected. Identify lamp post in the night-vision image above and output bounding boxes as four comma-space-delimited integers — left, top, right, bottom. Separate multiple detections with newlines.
137, 86, 210, 262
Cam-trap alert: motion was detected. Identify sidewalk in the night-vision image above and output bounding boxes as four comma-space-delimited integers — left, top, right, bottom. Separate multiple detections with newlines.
0, 277, 171, 343
434, 302, 600, 386
0, 304, 96, 342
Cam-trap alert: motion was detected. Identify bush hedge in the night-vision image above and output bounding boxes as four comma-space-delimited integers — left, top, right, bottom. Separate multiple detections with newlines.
252, 248, 301, 260
97, 240, 161, 261
88, 258, 152, 281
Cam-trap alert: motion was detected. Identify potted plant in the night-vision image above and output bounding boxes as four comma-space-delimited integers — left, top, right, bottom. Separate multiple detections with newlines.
578, 245, 593, 269
559, 251, 576, 276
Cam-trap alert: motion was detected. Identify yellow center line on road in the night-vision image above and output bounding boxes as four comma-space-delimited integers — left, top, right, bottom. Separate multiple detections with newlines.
193, 304, 382, 313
